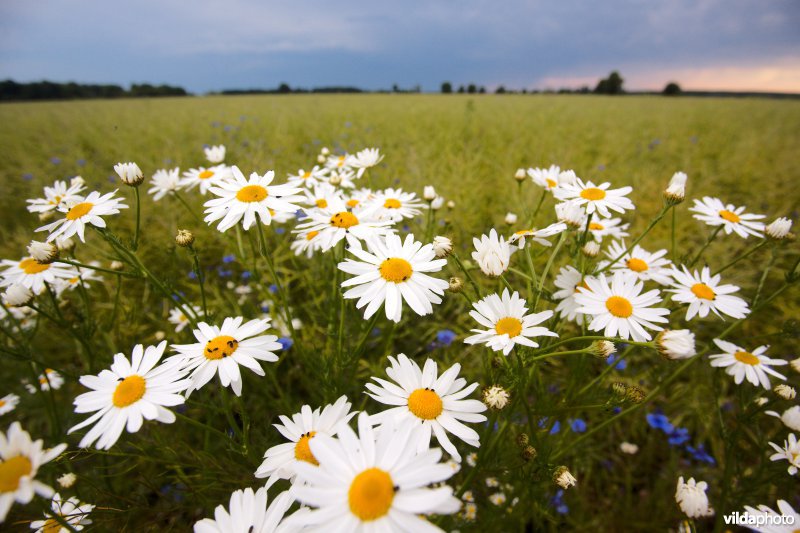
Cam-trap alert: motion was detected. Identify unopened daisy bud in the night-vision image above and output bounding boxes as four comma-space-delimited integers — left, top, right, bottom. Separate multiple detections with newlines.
656, 329, 696, 360
620, 442, 639, 454
755, 396, 769, 406
663, 171, 687, 205
791, 358, 800, 374
57, 472, 76, 488
27, 240, 59, 264
204, 144, 226, 163
625, 385, 646, 404
38, 210, 56, 223
175, 229, 195, 247
516, 433, 530, 447
448, 276, 463, 292
432, 236, 453, 258
766, 217, 793, 240
316, 154, 326, 164
423, 185, 437, 201
3, 284, 33, 307
504, 212, 517, 225
553, 466, 577, 490
154, 331, 166, 341
114, 162, 144, 186
591, 340, 616, 360
446, 200, 456, 209
109, 260, 124, 271
555, 201, 585, 229
329, 174, 342, 186
482, 385, 510, 410
321, 147, 330, 156
611, 382, 628, 396
521, 445, 537, 462
55, 237, 76, 254
775, 384, 796, 400
514, 168, 527, 182
431, 196, 445, 210
70, 176, 85, 187
582, 240, 600, 258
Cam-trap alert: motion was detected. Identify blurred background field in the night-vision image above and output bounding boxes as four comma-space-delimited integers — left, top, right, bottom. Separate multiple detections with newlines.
0, 94, 799, 531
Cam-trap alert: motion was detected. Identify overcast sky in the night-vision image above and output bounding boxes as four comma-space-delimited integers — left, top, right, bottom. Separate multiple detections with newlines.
1, 0, 799, 93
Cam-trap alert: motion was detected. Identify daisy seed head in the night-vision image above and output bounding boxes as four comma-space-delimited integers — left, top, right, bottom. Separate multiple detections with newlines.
656, 329, 696, 360
765, 217, 793, 240
664, 171, 687, 205
3, 283, 33, 307
482, 385, 510, 410
626, 385, 646, 404
521, 445, 537, 462
611, 382, 628, 396
775, 384, 796, 400
448, 276, 463, 292
516, 433, 530, 447
553, 466, 577, 489
27, 240, 59, 264
582, 240, 600, 257
590, 340, 616, 360
114, 162, 144, 187
175, 229, 194, 247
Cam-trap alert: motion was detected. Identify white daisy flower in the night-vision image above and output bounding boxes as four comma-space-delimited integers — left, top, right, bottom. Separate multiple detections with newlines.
26, 180, 86, 214
148, 167, 182, 201
3, 284, 34, 307
255, 395, 355, 482
325, 168, 358, 189
290, 230, 323, 258
464, 289, 557, 356
361, 188, 426, 222
0, 394, 19, 415
587, 217, 629, 242
0, 257, 77, 295
168, 305, 201, 333
301, 183, 343, 212
36, 190, 128, 243
708, 339, 787, 389
287, 166, 328, 188
472, 228, 514, 277
554, 178, 635, 218
26, 241, 58, 264
674, 476, 714, 518
555, 200, 587, 228
766, 217, 793, 240
180, 166, 231, 195
204, 167, 302, 232
0, 422, 67, 523
598, 241, 673, 285
30, 493, 94, 532
743, 499, 800, 533
204, 145, 226, 164
664, 171, 687, 204
574, 272, 669, 342
366, 353, 487, 461
508, 222, 568, 249
52, 265, 103, 297
294, 196, 394, 252
765, 406, 800, 432
324, 153, 355, 172
113, 162, 144, 186
68, 341, 190, 450
552, 266, 593, 322
689, 196, 765, 238
343, 188, 376, 210
350, 147, 384, 177
169, 317, 281, 397
338, 233, 449, 323
288, 412, 461, 530
194, 487, 292, 533
667, 266, 750, 320
527, 165, 562, 191
34, 369, 64, 392
656, 329, 696, 360
768, 433, 800, 475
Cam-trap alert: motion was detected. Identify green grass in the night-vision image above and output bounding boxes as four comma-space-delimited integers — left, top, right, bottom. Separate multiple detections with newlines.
0, 94, 798, 531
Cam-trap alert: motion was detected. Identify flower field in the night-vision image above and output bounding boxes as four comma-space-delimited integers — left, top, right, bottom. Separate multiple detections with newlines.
0, 94, 798, 531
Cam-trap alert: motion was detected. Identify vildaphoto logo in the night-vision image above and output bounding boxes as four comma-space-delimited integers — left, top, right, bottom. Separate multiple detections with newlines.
723, 512, 795, 527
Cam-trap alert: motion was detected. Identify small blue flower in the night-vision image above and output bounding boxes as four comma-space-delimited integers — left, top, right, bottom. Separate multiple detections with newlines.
435, 329, 456, 347
77, 159, 86, 167
370, 327, 381, 337
188, 271, 197, 280
686, 444, 716, 465
549, 421, 561, 434
269, 284, 278, 294
569, 419, 587, 433
50, 157, 61, 165
241, 271, 251, 280
22, 173, 33, 181
217, 268, 233, 278
646, 412, 673, 432
222, 254, 236, 264
667, 427, 690, 446
607, 354, 627, 370
278, 337, 293, 351
275, 227, 285, 235
612, 406, 622, 414
550, 490, 569, 515
295, 209, 307, 220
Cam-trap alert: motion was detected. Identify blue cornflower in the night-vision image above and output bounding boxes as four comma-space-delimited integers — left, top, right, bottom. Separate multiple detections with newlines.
50, 157, 61, 165
646, 412, 673, 432
569, 419, 587, 433
241, 271, 251, 280
667, 427, 690, 446
22, 173, 33, 181
550, 490, 569, 515
607, 354, 627, 370
278, 337, 293, 351
275, 227, 285, 235
436, 329, 456, 347
222, 254, 236, 264
188, 271, 197, 280
77, 159, 86, 167
269, 284, 278, 294
686, 444, 716, 465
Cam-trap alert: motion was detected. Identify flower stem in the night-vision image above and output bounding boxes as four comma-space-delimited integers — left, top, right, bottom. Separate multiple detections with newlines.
688, 225, 722, 267
534, 231, 567, 311
712, 240, 768, 276
132, 187, 141, 251
451, 252, 481, 299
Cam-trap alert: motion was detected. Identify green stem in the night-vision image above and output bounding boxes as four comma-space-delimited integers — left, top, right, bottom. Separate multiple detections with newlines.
132, 186, 141, 251
451, 253, 481, 299
688, 225, 723, 267
174, 191, 202, 222
189, 245, 208, 319
529, 190, 547, 226
55, 258, 139, 277
713, 240, 768, 275
670, 207, 677, 262
533, 232, 567, 310
255, 223, 297, 342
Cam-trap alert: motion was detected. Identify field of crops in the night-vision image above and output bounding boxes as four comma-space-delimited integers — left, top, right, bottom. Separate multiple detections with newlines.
0, 94, 798, 531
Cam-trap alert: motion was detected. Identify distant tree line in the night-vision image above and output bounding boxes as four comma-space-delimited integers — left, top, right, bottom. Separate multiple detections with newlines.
0, 80, 189, 101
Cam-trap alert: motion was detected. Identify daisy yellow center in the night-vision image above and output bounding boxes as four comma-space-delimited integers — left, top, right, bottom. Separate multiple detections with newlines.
383, 198, 401, 209
690, 283, 716, 300
294, 431, 319, 465
589, 222, 604, 230
407, 388, 443, 420
0, 400, 4, 407
198, 170, 215, 180
495, 317, 523, 338
302, 172, 312, 179
514, 229, 531, 236
330, 211, 359, 229
546, 178, 557, 188
379, 258, 412, 283
337, 157, 346, 167
574, 280, 590, 293
734, 351, 759, 366
348, 467, 394, 521
580, 188, 606, 201
347, 199, 360, 208
204, 335, 239, 360
718, 210, 740, 223
236, 185, 268, 203
626, 258, 649, 272
19, 258, 50, 274
113, 375, 146, 407
42, 518, 63, 533
66, 202, 93, 220
315, 198, 328, 208
605, 296, 633, 318
0, 455, 32, 492
306, 230, 319, 241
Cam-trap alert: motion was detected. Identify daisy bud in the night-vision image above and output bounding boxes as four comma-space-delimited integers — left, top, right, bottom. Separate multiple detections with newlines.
582, 240, 600, 258
448, 276, 463, 292
619, 442, 639, 454
316, 154, 326, 164
611, 382, 628, 397
791, 357, 800, 374
38, 210, 55, 223
591, 340, 616, 360
175, 229, 195, 248
656, 329, 696, 360
482, 385, 510, 410
521, 445, 537, 462
675, 476, 714, 518
663, 171, 687, 205
555, 201, 585, 229
514, 168, 527, 182
446, 200, 456, 209
775, 384, 796, 400
329, 174, 342, 186
504, 212, 518, 225
432, 236, 453, 258
70, 176, 85, 187
765, 217, 793, 240
114, 162, 144, 187
423, 186, 437, 201
27, 240, 59, 264
516, 433, 530, 447
109, 261, 124, 271
55, 237, 76, 254
3, 284, 33, 307
755, 396, 769, 406
154, 331, 166, 341
204, 144, 226, 163
553, 466, 577, 490
625, 385, 646, 404
431, 196, 445, 210
57, 472, 77, 488
321, 147, 330, 156
767, 406, 800, 431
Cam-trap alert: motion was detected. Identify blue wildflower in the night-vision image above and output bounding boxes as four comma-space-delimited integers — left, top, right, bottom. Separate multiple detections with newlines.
188, 271, 197, 280
646, 412, 673, 432
50, 157, 61, 165
569, 419, 587, 433
269, 284, 278, 294
435, 329, 456, 347
550, 490, 569, 515
278, 337, 293, 351
222, 254, 236, 264
667, 427, 690, 446
22, 173, 33, 181
686, 444, 716, 465
275, 227, 285, 235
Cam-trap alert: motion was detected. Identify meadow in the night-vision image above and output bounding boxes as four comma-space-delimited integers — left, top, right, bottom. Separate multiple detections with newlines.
0, 94, 798, 531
